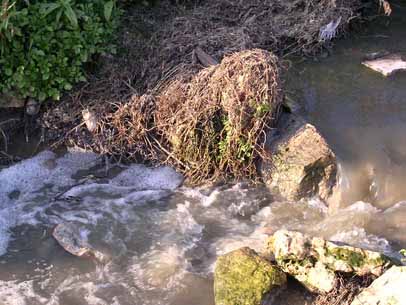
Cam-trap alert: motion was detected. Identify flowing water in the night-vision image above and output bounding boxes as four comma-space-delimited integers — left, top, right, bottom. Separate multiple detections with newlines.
1, 4, 406, 305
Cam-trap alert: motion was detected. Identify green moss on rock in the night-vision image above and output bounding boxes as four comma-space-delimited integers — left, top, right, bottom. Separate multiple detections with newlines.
266, 230, 393, 294
214, 247, 287, 305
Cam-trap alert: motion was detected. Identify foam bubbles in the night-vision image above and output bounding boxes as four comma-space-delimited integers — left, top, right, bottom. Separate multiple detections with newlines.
0, 151, 402, 305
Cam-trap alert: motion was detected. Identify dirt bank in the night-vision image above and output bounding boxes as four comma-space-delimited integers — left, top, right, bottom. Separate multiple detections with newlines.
37, 0, 379, 182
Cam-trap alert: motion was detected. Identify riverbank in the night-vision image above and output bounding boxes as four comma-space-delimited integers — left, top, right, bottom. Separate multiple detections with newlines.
37, 0, 375, 171
1, 0, 388, 174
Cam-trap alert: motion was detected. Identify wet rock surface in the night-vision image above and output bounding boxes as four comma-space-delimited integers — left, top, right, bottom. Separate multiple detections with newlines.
52, 223, 109, 264
362, 53, 406, 77
266, 230, 392, 294
351, 266, 406, 305
214, 247, 287, 305
261, 113, 338, 203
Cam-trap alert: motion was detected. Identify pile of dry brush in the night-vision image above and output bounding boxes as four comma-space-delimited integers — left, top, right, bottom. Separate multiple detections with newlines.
42, 0, 367, 183
70, 50, 282, 184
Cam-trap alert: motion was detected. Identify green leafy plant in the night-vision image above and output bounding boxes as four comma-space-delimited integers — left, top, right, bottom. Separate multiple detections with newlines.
0, 0, 119, 102
400, 249, 406, 263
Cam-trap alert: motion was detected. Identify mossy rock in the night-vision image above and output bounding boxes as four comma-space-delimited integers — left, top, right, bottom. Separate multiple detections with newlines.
214, 247, 287, 305
267, 230, 393, 294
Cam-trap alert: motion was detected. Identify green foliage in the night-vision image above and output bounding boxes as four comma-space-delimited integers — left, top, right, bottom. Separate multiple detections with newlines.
400, 249, 406, 263
0, 0, 119, 102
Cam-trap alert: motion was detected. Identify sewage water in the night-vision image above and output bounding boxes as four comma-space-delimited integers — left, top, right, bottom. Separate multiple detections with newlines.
1, 5, 406, 305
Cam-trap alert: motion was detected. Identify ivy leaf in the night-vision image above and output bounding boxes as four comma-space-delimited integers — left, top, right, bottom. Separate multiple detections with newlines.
38, 92, 46, 101
104, 1, 114, 22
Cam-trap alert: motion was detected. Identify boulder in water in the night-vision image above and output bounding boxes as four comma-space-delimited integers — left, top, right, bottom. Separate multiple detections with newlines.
362, 54, 406, 77
351, 266, 406, 305
261, 113, 338, 203
53, 223, 109, 264
267, 230, 392, 294
214, 247, 286, 305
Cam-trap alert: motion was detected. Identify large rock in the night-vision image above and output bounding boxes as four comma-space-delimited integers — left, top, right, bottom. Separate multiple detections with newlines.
53, 223, 109, 264
214, 247, 287, 305
351, 266, 406, 305
261, 114, 338, 202
266, 230, 392, 294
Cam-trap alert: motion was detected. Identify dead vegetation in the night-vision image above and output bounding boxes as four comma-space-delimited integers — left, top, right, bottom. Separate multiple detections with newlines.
140, 0, 361, 92
42, 0, 366, 183
64, 50, 282, 184
313, 274, 374, 305
0, 112, 23, 167
154, 49, 282, 183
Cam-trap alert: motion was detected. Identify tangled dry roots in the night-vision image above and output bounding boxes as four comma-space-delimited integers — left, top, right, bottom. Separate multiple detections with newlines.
87, 49, 282, 184
313, 274, 374, 305
154, 49, 282, 183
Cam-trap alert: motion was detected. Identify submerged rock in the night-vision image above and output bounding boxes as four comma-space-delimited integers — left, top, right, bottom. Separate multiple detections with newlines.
267, 230, 392, 294
261, 114, 338, 203
362, 53, 406, 77
214, 247, 286, 305
351, 266, 406, 305
53, 223, 109, 264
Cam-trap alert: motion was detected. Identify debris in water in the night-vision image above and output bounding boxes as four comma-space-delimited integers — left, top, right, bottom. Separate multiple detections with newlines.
379, 0, 392, 16
53, 223, 109, 264
319, 17, 342, 42
362, 54, 406, 77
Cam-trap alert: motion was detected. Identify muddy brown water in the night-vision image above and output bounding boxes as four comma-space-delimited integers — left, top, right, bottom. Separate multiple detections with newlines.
1, 4, 406, 305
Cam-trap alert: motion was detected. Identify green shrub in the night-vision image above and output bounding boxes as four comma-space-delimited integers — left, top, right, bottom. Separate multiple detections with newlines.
0, 0, 119, 102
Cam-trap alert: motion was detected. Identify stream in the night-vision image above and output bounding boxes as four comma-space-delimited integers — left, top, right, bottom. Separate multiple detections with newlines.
1, 4, 406, 305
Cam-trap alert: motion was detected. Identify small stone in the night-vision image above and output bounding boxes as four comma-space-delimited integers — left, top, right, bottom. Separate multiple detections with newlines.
82, 109, 98, 132
214, 247, 286, 305
351, 266, 406, 305
362, 54, 406, 77
26, 98, 40, 116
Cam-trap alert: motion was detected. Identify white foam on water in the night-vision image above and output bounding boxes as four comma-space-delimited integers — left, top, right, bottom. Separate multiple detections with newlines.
384, 200, 406, 213
344, 201, 381, 213
0, 150, 99, 256
0, 151, 403, 305
0, 280, 48, 305
180, 187, 221, 207
130, 246, 190, 291
111, 165, 183, 190
330, 227, 392, 254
